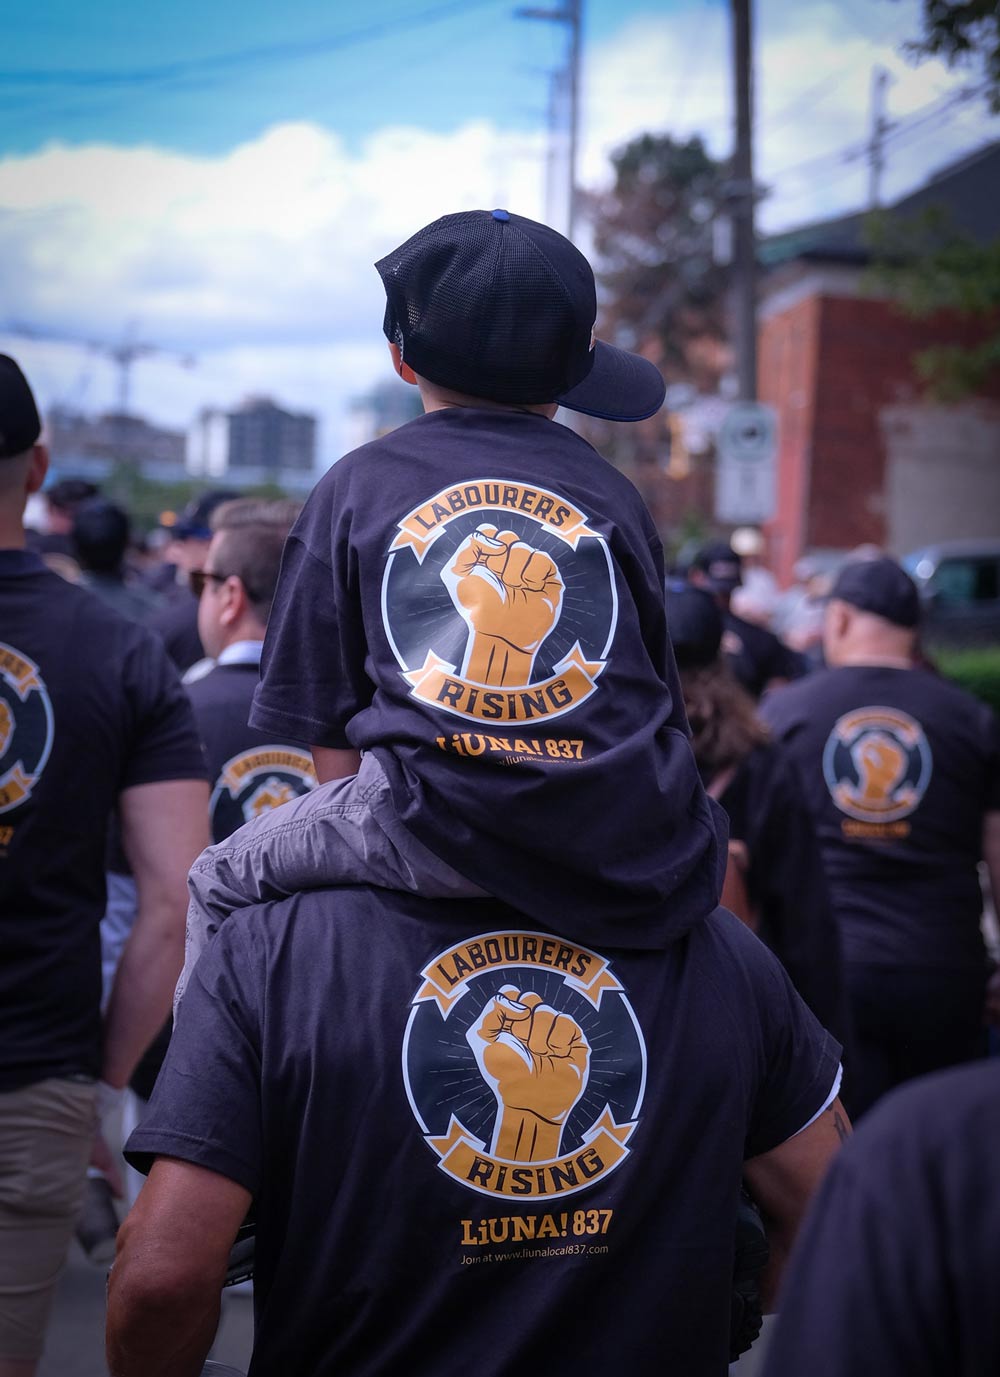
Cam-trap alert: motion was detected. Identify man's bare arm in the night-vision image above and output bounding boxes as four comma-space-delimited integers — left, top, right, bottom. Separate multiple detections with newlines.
312, 745, 362, 784
102, 778, 209, 1088
106, 1158, 251, 1377
743, 1096, 851, 1310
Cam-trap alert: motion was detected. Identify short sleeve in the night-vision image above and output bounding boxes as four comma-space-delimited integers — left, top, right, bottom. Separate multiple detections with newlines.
124, 921, 263, 1192
740, 930, 842, 1159
250, 521, 372, 748
120, 629, 207, 790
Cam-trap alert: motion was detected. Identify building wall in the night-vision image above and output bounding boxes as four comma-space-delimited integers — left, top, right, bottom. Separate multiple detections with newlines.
759, 266, 999, 584
882, 400, 1000, 554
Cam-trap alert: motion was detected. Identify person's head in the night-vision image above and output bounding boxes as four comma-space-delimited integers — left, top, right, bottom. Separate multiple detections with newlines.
45, 477, 99, 534
375, 208, 666, 422
665, 583, 767, 776
689, 541, 743, 610
823, 557, 920, 667
0, 355, 48, 543
193, 497, 301, 659
165, 489, 241, 575
71, 498, 130, 576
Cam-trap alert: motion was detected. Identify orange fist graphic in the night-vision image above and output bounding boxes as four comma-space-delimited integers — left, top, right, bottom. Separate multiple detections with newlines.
443, 526, 564, 686
469, 986, 590, 1161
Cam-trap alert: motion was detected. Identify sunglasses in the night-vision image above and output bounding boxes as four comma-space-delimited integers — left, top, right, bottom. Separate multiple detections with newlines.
189, 568, 231, 598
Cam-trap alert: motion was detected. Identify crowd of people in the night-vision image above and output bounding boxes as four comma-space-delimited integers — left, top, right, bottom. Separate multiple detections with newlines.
1, 205, 998, 1377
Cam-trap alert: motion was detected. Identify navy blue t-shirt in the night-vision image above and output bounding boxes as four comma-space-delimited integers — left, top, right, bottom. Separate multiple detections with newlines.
763, 1059, 1000, 1377
186, 660, 316, 844
0, 549, 205, 1090
127, 891, 840, 1377
250, 407, 722, 951
761, 665, 1000, 968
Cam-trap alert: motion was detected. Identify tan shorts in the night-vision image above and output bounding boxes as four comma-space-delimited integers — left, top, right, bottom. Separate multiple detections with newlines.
0, 1077, 97, 1361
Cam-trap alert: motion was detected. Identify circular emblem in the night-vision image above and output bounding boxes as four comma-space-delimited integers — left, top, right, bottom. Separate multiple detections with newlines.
822, 706, 932, 823
402, 931, 646, 1201
382, 480, 617, 727
209, 745, 316, 842
0, 642, 55, 815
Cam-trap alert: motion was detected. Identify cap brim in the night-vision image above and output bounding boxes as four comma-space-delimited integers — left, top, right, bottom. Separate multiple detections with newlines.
556, 341, 665, 422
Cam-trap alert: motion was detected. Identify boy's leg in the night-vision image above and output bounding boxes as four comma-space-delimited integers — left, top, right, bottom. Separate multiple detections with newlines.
179, 754, 483, 1005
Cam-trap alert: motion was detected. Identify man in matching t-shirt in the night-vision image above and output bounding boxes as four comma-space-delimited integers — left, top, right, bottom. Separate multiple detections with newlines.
108, 212, 846, 1377
762, 557, 1000, 1117
0, 356, 209, 1376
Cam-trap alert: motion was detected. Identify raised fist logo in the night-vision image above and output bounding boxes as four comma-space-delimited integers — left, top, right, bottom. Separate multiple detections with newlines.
468, 986, 590, 1161
0, 700, 12, 757
442, 526, 564, 686
852, 732, 906, 804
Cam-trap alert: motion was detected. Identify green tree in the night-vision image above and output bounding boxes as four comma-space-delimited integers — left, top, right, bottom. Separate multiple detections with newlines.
902, 1, 1000, 109
867, 206, 1000, 399
585, 134, 729, 390
867, 2, 1000, 398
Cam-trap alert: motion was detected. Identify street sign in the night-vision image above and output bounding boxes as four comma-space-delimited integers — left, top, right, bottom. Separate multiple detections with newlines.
715, 401, 777, 523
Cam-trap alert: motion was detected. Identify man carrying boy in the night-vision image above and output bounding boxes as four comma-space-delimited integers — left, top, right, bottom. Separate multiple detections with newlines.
112, 212, 847, 1377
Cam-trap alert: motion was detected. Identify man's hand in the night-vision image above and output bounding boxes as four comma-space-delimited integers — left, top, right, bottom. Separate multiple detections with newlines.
444, 526, 564, 685
469, 987, 589, 1161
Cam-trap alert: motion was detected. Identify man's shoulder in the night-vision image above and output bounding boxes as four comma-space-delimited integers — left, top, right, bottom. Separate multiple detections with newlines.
856, 1060, 1000, 1156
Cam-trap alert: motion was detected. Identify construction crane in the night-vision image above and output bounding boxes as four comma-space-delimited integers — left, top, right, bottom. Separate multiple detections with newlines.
0, 319, 196, 418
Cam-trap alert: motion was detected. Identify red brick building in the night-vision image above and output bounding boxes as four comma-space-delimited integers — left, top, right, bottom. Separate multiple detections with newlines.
757, 143, 1000, 586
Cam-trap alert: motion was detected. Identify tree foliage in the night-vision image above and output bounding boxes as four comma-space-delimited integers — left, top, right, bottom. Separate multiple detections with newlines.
867, 207, 1000, 399
902, 0, 1000, 109
584, 134, 729, 389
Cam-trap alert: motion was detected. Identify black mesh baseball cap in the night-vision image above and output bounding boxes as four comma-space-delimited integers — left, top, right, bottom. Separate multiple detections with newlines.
375, 209, 666, 421
829, 556, 921, 628
0, 355, 42, 460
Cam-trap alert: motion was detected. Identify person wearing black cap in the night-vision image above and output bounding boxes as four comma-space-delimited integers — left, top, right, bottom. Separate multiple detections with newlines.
690, 541, 804, 699
666, 583, 849, 1045
109, 216, 847, 1377
0, 356, 209, 1373
761, 556, 1000, 1117
146, 489, 240, 672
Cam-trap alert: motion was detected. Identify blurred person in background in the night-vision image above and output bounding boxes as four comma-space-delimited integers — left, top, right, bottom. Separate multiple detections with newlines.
689, 540, 804, 698
761, 556, 1000, 1118
762, 1058, 1000, 1377
25, 476, 98, 561
0, 356, 209, 1376
72, 497, 162, 623
146, 489, 240, 673
126, 497, 315, 1186
666, 583, 849, 1046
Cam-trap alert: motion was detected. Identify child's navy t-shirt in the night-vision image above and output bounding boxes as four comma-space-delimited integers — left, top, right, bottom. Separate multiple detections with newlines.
251, 407, 722, 950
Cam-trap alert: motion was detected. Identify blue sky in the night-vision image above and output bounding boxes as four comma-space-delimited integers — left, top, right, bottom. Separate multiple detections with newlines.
2, 0, 663, 156
1, 0, 996, 464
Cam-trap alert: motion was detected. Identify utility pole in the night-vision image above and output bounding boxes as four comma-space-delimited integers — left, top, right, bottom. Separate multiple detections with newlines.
730, 0, 757, 402
867, 66, 892, 209
516, 0, 582, 240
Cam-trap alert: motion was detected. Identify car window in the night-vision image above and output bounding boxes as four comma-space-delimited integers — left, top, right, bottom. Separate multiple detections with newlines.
930, 557, 1000, 605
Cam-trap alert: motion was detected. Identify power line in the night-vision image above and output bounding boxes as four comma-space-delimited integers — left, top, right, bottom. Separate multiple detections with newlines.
0, 0, 505, 89
765, 81, 989, 183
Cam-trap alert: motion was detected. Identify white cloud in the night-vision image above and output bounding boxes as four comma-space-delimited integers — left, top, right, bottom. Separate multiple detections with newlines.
0, 0, 995, 465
